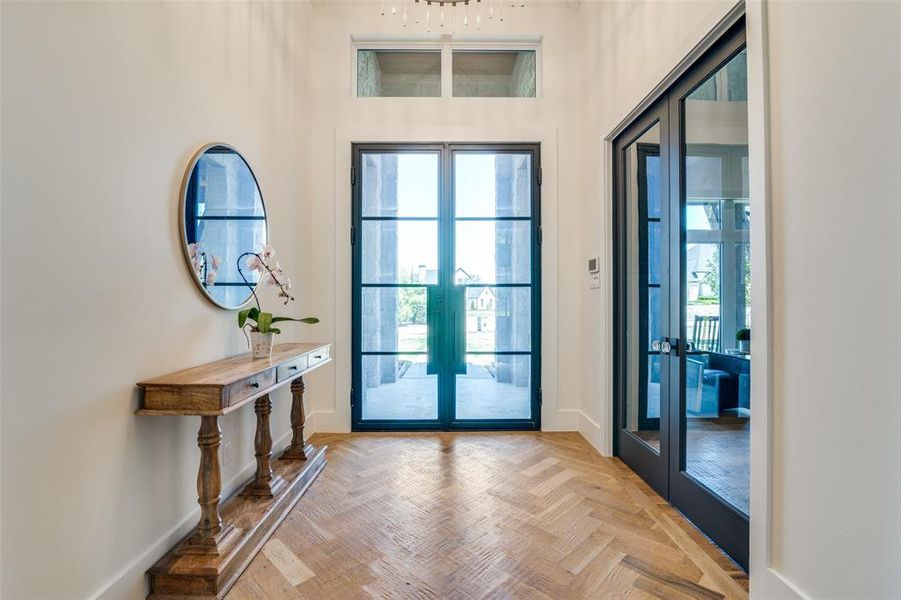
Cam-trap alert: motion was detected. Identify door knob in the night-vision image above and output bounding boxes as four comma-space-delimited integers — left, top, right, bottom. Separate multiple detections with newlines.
660, 340, 672, 354
651, 340, 662, 352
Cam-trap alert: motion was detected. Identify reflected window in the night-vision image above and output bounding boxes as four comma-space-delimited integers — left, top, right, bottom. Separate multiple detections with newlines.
683, 48, 750, 516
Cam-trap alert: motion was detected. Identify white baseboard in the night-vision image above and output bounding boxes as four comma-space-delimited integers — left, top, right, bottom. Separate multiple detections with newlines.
91, 431, 294, 600
578, 410, 611, 456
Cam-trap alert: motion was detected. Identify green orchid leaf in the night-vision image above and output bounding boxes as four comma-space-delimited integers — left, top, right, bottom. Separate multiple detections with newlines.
238, 308, 251, 328
270, 316, 320, 325
248, 307, 260, 321
256, 312, 273, 333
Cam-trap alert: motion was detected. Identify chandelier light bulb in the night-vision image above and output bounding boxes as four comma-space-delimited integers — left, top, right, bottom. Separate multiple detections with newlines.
378, 0, 518, 31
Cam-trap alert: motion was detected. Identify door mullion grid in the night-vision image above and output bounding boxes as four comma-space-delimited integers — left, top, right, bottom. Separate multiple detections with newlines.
441, 145, 455, 426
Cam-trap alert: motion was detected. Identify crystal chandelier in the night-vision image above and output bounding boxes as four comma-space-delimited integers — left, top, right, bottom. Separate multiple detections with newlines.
379, 0, 526, 32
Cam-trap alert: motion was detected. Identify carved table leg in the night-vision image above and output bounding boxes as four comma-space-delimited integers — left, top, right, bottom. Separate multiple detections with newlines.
181, 415, 239, 555
281, 376, 310, 460
241, 394, 287, 498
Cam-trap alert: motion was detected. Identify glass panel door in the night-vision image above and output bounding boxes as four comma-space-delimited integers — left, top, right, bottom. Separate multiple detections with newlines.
669, 42, 750, 568
353, 144, 541, 430
614, 102, 671, 497
452, 150, 538, 423
614, 20, 748, 570
356, 150, 442, 423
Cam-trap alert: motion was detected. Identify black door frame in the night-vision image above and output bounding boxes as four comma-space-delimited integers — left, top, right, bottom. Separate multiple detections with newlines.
613, 17, 750, 570
668, 21, 749, 570
612, 99, 671, 498
351, 142, 542, 432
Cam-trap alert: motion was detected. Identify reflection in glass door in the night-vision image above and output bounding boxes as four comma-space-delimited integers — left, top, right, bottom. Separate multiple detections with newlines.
614, 20, 749, 569
670, 42, 750, 567
352, 144, 541, 430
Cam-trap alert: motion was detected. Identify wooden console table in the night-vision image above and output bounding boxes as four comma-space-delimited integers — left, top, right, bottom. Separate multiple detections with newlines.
137, 342, 332, 599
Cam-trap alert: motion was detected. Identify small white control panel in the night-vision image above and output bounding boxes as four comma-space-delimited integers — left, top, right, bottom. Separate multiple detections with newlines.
588, 256, 601, 289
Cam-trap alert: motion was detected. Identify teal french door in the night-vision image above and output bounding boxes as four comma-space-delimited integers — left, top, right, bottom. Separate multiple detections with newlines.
351, 143, 541, 431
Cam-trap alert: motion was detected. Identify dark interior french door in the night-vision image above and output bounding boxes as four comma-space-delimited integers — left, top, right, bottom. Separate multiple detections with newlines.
614, 20, 750, 569
351, 143, 541, 431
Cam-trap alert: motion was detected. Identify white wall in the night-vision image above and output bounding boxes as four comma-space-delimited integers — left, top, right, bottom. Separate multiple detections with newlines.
761, 1, 901, 597
300, 0, 587, 434
0, 2, 314, 598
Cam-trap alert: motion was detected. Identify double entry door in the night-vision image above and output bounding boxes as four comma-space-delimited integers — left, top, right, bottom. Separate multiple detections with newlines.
614, 22, 750, 569
352, 143, 541, 431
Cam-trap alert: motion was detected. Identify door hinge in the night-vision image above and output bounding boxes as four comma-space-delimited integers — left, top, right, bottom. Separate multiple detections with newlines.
537, 166, 543, 186
538, 387, 543, 406
351, 166, 356, 186
350, 388, 356, 408
350, 225, 356, 245
537, 226, 543, 246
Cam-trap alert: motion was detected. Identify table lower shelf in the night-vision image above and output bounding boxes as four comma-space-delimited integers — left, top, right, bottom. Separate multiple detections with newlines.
148, 444, 327, 599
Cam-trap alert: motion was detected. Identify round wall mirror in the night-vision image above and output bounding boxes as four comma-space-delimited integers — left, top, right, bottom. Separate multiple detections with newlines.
180, 144, 268, 309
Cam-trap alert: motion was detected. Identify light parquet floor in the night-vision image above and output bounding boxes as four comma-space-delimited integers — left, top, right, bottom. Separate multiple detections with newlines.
228, 432, 748, 599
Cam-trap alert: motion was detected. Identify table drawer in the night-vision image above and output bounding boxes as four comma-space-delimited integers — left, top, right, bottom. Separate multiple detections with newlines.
307, 346, 330, 369
276, 356, 308, 382
224, 368, 276, 407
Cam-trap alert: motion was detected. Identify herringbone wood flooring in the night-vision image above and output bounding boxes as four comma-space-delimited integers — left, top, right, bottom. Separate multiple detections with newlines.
228, 432, 748, 599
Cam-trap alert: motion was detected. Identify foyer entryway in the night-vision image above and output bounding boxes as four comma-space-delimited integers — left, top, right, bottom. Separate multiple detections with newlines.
351, 144, 541, 431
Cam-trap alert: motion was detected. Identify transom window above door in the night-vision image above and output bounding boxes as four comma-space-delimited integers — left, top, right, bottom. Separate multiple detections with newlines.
353, 40, 540, 98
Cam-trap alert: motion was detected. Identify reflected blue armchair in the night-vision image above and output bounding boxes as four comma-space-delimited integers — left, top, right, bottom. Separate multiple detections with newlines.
685, 353, 733, 417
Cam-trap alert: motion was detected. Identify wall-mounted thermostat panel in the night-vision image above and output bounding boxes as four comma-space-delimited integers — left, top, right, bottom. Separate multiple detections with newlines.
588, 256, 601, 289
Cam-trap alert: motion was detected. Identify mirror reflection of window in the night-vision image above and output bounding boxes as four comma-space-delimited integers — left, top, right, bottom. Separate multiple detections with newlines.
183, 145, 267, 309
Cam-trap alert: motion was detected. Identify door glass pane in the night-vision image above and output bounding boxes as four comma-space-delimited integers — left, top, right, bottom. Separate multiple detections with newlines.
455, 153, 532, 217
624, 121, 664, 453
362, 287, 427, 352
361, 152, 439, 217
464, 286, 531, 352
683, 49, 750, 516
456, 354, 531, 419
361, 220, 438, 284
361, 354, 437, 420
455, 221, 531, 284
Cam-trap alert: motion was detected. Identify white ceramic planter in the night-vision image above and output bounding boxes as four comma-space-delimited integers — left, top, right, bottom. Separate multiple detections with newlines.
250, 331, 274, 359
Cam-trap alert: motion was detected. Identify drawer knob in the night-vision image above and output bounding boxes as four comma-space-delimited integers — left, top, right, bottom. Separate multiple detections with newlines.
314, 355, 322, 360
288, 365, 298, 371
250, 381, 260, 388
